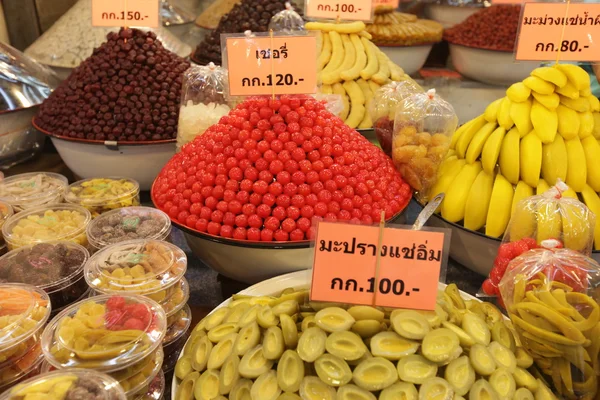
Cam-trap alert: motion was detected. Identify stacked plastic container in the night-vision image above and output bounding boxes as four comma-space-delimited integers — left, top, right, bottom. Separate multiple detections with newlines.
84, 239, 191, 374
40, 294, 167, 399
64, 178, 141, 218
0, 202, 14, 255
0, 283, 51, 392
0, 173, 68, 212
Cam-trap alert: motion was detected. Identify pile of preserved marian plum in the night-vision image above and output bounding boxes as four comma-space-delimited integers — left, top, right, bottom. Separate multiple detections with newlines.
174, 284, 558, 400
152, 95, 412, 241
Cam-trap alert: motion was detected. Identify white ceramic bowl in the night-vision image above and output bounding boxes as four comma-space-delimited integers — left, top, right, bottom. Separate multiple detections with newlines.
449, 44, 539, 86
425, 4, 482, 29
379, 44, 433, 76
171, 269, 485, 399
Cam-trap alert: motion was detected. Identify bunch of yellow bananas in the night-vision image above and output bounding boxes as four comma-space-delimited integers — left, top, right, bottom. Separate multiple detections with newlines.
431, 64, 600, 251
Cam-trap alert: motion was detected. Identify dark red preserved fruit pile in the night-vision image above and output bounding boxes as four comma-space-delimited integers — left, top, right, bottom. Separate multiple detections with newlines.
152, 95, 412, 242
443, 5, 521, 52
36, 28, 190, 142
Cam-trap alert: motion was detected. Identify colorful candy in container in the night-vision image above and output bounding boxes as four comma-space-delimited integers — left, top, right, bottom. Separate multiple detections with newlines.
64, 178, 141, 218
498, 248, 600, 399
41, 294, 167, 398
0, 173, 68, 212
482, 181, 596, 296
1, 204, 92, 250
0, 202, 14, 254
86, 207, 172, 252
0, 242, 90, 312
368, 80, 423, 155
0, 369, 127, 400
392, 89, 457, 202
176, 63, 231, 150
0, 283, 50, 392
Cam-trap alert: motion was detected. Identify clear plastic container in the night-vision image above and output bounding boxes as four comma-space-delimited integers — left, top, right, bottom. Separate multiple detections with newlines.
0, 173, 68, 212
162, 328, 189, 373
163, 278, 189, 319
51, 287, 92, 318
164, 303, 191, 346
65, 177, 141, 218
2, 204, 92, 250
0, 242, 90, 311
0, 342, 44, 393
0, 202, 14, 252
84, 240, 187, 303
0, 368, 127, 400
134, 370, 165, 400
87, 207, 172, 252
41, 294, 167, 372
119, 347, 164, 398
0, 284, 50, 368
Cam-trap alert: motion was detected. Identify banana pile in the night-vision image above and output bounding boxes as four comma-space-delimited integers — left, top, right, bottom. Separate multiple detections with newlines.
431, 64, 600, 250
306, 21, 415, 129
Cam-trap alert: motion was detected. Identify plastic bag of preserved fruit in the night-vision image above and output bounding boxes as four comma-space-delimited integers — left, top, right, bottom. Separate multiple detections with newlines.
392, 89, 457, 201
268, 2, 304, 33
481, 180, 597, 297
177, 63, 231, 150
498, 247, 600, 399
368, 80, 423, 156
313, 93, 344, 118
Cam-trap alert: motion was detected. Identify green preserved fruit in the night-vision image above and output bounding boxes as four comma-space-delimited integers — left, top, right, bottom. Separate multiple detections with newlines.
442, 322, 476, 348
462, 313, 491, 346
225, 303, 250, 324
325, 330, 367, 361
301, 315, 317, 331
469, 344, 496, 376
229, 378, 252, 400
488, 341, 517, 373
207, 332, 237, 369
491, 321, 516, 352
336, 384, 377, 400
278, 393, 302, 400
258, 305, 279, 328
422, 328, 462, 364
514, 388, 535, 400
314, 353, 352, 386
370, 331, 419, 360
299, 376, 337, 400
418, 377, 454, 400
239, 345, 274, 378
183, 330, 205, 357
191, 335, 213, 371
263, 326, 285, 360
277, 349, 305, 392
396, 354, 438, 385
391, 310, 431, 340
515, 347, 534, 369
297, 326, 327, 362
444, 356, 475, 396
315, 307, 355, 332
533, 380, 559, 400
238, 305, 260, 327
379, 382, 418, 400
175, 371, 198, 400
351, 320, 383, 338
251, 370, 281, 400
218, 354, 240, 395
512, 367, 539, 392
347, 306, 385, 322
175, 355, 192, 380
208, 322, 239, 343
280, 314, 299, 349
468, 379, 499, 400
272, 300, 299, 316
489, 368, 516, 399
204, 308, 229, 330
352, 356, 398, 391
194, 369, 220, 400
234, 321, 261, 356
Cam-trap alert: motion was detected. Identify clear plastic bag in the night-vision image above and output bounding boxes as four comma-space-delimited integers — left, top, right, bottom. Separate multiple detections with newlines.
368, 80, 423, 155
391, 89, 457, 200
268, 2, 304, 33
177, 63, 231, 150
313, 93, 344, 118
498, 248, 600, 399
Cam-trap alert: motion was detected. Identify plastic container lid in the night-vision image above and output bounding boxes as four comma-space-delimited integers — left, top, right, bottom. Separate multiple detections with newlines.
0, 242, 89, 294
0, 283, 51, 353
134, 370, 165, 400
2, 204, 92, 249
65, 177, 140, 209
0, 342, 45, 392
84, 239, 187, 296
41, 294, 166, 372
0, 173, 68, 211
0, 202, 14, 232
87, 206, 171, 250
0, 368, 127, 400
164, 303, 191, 346
122, 347, 164, 398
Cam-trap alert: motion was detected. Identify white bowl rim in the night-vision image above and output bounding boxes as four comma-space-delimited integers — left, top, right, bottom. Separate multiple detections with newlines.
447, 42, 514, 54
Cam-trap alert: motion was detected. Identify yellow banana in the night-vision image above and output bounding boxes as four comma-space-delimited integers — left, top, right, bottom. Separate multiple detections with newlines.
451, 115, 483, 150
565, 137, 587, 192
580, 185, 600, 250
537, 199, 562, 243
593, 113, 600, 139
506, 82, 531, 103
555, 63, 590, 91
562, 200, 594, 252
437, 155, 458, 176
481, 126, 506, 174
531, 100, 558, 143
499, 127, 520, 185
582, 136, 600, 191
464, 170, 495, 231
560, 95, 590, 112
497, 97, 514, 130
485, 173, 514, 238
456, 116, 488, 159
465, 122, 497, 163
586, 95, 600, 112
520, 132, 543, 188
562, 187, 578, 199
523, 76, 555, 95
441, 162, 482, 223
510, 98, 533, 136
532, 66, 567, 88
509, 181, 536, 241
531, 92, 559, 110
484, 98, 503, 122
536, 179, 550, 195
578, 111, 594, 139
430, 159, 467, 212
556, 81, 580, 99
541, 135, 568, 186
581, 87, 592, 97
556, 104, 580, 140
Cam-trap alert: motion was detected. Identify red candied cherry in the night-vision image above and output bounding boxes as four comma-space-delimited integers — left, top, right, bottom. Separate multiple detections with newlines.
291, 195, 305, 208
261, 229, 274, 241
233, 227, 247, 240
223, 212, 236, 227
195, 219, 208, 232
250, 193, 262, 206
513, 240, 530, 256
235, 214, 248, 228
301, 205, 314, 219
186, 215, 199, 228
269, 182, 283, 196
247, 227, 261, 241
318, 190, 332, 203
177, 211, 190, 224
123, 318, 145, 331
287, 206, 300, 220
274, 229, 289, 241
314, 202, 327, 217
211, 210, 224, 223
269, 160, 284, 174
217, 201, 228, 212
265, 216, 280, 231
105, 310, 125, 328
257, 204, 272, 218
325, 213, 337, 222
276, 195, 291, 208
522, 237, 538, 249
272, 206, 287, 221
127, 304, 151, 325
220, 225, 233, 238
240, 179, 253, 192
207, 222, 221, 235
248, 214, 263, 228
228, 201, 243, 214
284, 183, 298, 196
338, 210, 351, 221
106, 296, 126, 311
236, 191, 249, 204
497, 243, 515, 259
305, 194, 318, 206
242, 203, 256, 216
297, 217, 311, 232
277, 171, 291, 184
290, 229, 305, 241
253, 180, 269, 195
298, 184, 311, 197
481, 279, 497, 296
190, 203, 202, 216
489, 267, 503, 285
262, 193, 276, 207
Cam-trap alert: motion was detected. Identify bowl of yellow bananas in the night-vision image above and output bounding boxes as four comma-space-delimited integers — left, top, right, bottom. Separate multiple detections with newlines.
420, 63, 600, 275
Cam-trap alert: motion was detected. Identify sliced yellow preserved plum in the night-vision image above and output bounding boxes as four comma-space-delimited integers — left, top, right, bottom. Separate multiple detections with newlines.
204, 308, 229, 330
347, 306, 385, 322
238, 345, 274, 378
397, 354, 438, 384
174, 355, 192, 380
263, 326, 285, 360
418, 377, 454, 400
489, 367, 516, 399
488, 341, 517, 373
234, 321, 261, 356
469, 344, 496, 376
277, 349, 304, 392
391, 310, 431, 340
175, 371, 198, 400
442, 321, 476, 348
422, 328, 462, 364
278, 393, 302, 400
194, 369, 220, 400
218, 354, 240, 395
207, 332, 236, 369
238, 305, 260, 327
512, 367, 539, 392
491, 321, 516, 352
257, 305, 279, 328
379, 382, 418, 400
325, 331, 367, 361
515, 347, 534, 369
514, 387, 535, 400
207, 322, 239, 343
191, 335, 212, 371
280, 314, 299, 349
251, 370, 281, 400
229, 378, 252, 400
370, 331, 419, 360
469, 379, 500, 400
299, 376, 337, 400
297, 326, 327, 362
336, 384, 377, 400
272, 300, 299, 317
462, 313, 491, 346
315, 307, 355, 332
314, 353, 352, 386
351, 320, 382, 338
352, 356, 398, 391
444, 356, 475, 396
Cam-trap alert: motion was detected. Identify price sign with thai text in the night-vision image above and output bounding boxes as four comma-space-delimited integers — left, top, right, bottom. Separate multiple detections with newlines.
92, 0, 160, 28
310, 222, 450, 310
223, 34, 317, 97
373, 0, 400, 8
305, 0, 374, 22
516, 3, 600, 61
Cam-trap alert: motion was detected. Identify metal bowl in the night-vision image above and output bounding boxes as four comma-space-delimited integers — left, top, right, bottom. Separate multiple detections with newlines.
449, 43, 539, 86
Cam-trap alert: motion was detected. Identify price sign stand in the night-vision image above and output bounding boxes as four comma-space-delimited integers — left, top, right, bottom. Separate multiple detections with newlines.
310, 195, 451, 311
221, 31, 318, 98
304, 0, 375, 22
515, 0, 600, 62
92, 0, 161, 28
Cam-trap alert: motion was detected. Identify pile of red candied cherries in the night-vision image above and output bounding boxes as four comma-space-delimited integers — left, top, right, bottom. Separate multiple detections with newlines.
152, 95, 412, 241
